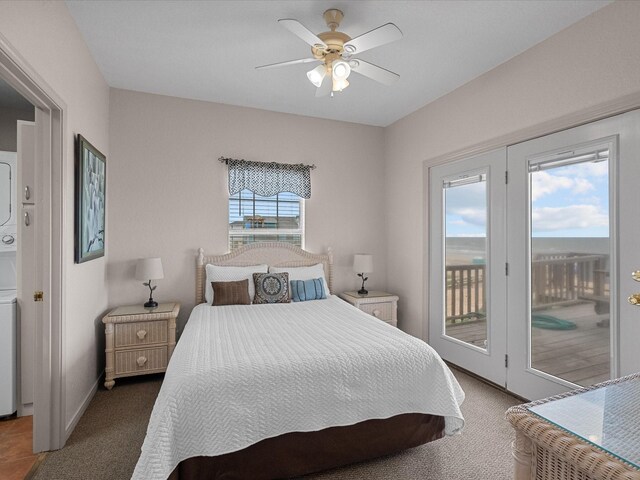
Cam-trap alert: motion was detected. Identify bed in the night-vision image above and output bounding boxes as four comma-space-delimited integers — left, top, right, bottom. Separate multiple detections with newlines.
132, 243, 465, 480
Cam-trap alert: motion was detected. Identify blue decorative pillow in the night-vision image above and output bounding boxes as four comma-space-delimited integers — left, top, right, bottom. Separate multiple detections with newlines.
253, 272, 290, 304
290, 278, 327, 302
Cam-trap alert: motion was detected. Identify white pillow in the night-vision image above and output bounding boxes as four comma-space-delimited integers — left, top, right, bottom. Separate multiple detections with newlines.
205, 264, 268, 304
269, 263, 330, 295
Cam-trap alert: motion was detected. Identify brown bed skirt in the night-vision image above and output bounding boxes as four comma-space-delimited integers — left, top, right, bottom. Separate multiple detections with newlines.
168, 413, 445, 480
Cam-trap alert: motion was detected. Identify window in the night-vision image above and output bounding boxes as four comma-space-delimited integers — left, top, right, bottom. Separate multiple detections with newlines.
228, 189, 304, 250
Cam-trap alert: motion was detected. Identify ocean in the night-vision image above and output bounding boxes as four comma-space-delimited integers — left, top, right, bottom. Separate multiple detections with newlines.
446, 237, 609, 264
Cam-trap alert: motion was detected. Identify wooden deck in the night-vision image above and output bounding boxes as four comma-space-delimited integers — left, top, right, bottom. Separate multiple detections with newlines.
446, 302, 610, 387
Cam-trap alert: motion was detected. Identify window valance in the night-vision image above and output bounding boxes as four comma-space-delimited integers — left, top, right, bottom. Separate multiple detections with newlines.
220, 157, 313, 199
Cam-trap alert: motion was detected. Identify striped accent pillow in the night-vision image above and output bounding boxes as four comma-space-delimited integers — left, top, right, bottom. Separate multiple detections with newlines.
290, 278, 327, 302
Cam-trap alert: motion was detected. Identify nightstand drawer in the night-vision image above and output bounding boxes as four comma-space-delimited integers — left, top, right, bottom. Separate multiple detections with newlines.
114, 320, 168, 348
115, 346, 168, 375
360, 302, 393, 323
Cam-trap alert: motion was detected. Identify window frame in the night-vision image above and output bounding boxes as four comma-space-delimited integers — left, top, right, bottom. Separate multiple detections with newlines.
228, 190, 305, 250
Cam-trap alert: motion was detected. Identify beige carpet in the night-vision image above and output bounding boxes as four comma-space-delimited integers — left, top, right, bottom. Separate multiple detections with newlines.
30, 368, 520, 480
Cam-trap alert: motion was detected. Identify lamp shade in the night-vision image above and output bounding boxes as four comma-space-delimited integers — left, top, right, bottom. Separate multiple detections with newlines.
135, 257, 164, 281
353, 254, 373, 273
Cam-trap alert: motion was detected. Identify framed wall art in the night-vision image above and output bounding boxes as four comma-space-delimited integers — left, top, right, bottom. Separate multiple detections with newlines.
75, 134, 106, 263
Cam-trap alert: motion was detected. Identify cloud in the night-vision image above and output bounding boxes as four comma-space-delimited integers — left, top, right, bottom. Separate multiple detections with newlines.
572, 178, 595, 194
572, 161, 608, 178
530, 171, 574, 201
450, 207, 486, 227
532, 205, 608, 232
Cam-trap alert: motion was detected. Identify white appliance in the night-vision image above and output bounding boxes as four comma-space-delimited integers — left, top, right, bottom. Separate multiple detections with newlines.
0, 151, 17, 252
0, 252, 17, 417
0, 151, 17, 417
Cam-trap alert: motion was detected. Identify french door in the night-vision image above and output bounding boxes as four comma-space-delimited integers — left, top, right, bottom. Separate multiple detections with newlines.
428, 149, 507, 386
429, 109, 640, 400
506, 109, 640, 399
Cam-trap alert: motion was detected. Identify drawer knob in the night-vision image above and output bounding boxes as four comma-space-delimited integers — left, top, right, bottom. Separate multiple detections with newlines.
137, 329, 147, 340
137, 356, 147, 367
372, 309, 381, 318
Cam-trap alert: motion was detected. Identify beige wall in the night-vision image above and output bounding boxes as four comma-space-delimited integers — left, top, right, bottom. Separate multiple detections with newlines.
0, 106, 35, 151
107, 89, 386, 330
0, 1, 110, 431
384, 1, 640, 338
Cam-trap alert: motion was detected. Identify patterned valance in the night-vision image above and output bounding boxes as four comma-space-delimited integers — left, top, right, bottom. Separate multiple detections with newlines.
222, 157, 313, 198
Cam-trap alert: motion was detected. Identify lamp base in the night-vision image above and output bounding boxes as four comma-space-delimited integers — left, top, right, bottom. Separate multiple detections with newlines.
357, 288, 368, 296
144, 300, 158, 308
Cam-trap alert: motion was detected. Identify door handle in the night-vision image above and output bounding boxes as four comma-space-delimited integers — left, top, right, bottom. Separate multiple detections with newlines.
628, 293, 640, 305
24, 211, 30, 226
24, 185, 31, 201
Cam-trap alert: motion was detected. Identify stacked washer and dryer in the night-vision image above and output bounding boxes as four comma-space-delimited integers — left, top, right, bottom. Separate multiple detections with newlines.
0, 151, 17, 417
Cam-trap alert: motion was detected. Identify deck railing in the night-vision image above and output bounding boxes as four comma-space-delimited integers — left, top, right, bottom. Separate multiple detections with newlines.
445, 264, 485, 322
445, 253, 609, 323
531, 253, 608, 310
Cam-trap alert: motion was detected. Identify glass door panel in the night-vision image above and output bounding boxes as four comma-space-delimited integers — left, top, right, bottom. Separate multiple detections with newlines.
444, 174, 488, 349
529, 149, 611, 387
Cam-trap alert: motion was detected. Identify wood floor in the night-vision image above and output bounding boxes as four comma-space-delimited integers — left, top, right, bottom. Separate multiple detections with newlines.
0, 415, 40, 480
447, 302, 610, 386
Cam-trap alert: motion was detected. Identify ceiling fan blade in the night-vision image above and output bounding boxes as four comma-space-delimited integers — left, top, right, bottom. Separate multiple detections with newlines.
278, 19, 327, 49
315, 75, 332, 97
344, 23, 402, 55
256, 58, 320, 70
350, 59, 399, 86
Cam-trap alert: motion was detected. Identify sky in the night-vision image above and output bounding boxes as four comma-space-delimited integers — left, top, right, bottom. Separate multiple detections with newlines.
445, 159, 609, 238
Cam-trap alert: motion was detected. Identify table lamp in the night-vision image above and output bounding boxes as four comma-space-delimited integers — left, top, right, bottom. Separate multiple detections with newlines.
353, 254, 373, 295
135, 257, 164, 308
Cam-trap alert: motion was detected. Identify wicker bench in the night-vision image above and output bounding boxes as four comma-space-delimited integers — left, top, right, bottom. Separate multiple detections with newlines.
506, 374, 640, 480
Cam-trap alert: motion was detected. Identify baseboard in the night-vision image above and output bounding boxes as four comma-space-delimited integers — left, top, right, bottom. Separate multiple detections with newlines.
64, 371, 103, 440
18, 403, 34, 417
446, 362, 529, 403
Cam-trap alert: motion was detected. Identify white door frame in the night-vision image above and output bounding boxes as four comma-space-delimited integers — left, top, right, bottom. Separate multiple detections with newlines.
0, 33, 66, 451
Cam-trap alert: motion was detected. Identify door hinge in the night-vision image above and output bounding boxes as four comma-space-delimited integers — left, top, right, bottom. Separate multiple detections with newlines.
505, 354, 509, 368
505, 171, 509, 184
33, 291, 44, 302
505, 262, 509, 276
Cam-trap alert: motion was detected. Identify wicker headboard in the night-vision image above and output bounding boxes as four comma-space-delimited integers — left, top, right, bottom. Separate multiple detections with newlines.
196, 242, 334, 304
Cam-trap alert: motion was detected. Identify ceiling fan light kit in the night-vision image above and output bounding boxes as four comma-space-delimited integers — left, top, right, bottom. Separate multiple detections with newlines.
306, 64, 326, 88
257, 8, 402, 97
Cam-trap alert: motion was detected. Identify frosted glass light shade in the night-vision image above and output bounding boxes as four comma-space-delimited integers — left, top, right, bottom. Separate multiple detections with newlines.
331, 59, 351, 80
306, 64, 326, 88
353, 254, 373, 273
135, 257, 164, 281
332, 77, 349, 92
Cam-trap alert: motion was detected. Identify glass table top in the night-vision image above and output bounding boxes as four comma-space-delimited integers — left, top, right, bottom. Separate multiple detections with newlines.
528, 377, 640, 468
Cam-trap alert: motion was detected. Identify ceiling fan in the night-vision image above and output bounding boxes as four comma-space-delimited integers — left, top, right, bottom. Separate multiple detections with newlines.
256, 9, 402, 97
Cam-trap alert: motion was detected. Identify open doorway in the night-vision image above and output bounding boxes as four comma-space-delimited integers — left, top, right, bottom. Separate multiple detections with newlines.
0, 33, 66, 457
0, 76, 39, 478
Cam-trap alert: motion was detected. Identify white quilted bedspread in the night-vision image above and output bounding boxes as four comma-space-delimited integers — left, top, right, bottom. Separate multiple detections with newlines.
132, 296, 465, 480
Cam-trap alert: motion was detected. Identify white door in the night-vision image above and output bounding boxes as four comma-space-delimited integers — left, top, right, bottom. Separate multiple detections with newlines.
428, 148, 507, 386
506, 109, 640, 400
16, 120, 36, 415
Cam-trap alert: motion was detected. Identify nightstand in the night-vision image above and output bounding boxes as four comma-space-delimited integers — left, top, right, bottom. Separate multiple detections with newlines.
339, 291, 398, 327
102, 302, 179, 390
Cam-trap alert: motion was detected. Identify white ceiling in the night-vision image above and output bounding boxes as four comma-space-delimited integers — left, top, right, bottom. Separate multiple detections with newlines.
65, 0, 610, 127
